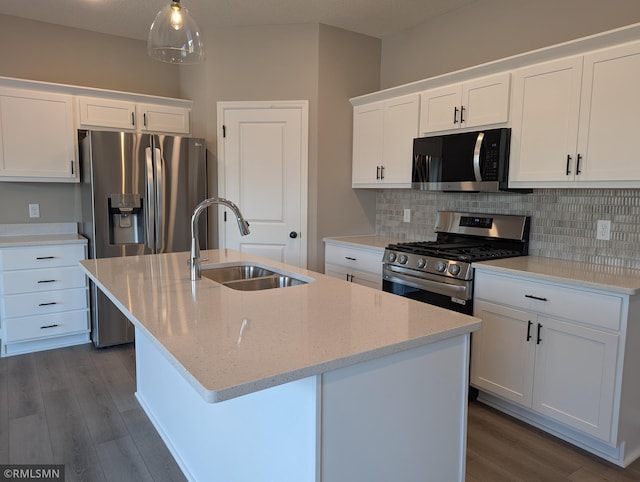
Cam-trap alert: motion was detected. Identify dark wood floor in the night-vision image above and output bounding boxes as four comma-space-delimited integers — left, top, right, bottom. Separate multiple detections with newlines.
1, 343, 639, 481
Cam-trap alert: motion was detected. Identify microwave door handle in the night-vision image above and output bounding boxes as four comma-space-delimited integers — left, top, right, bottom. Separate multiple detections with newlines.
473, 132, 485, 181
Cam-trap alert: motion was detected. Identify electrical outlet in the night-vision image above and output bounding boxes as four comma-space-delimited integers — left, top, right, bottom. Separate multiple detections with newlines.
403, 209, 411, 223
29, 203, 40, 218
596, 220, 611, 240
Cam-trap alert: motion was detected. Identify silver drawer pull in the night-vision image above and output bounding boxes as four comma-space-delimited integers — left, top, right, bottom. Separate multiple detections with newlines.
40, 324, 60, 329
37, 279, 57, 284
525, 294, 548, 302
38, 302, 58, 306
36, 256, 56, 260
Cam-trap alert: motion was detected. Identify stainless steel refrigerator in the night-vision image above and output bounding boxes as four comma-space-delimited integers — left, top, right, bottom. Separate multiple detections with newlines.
79, 130, 207, 347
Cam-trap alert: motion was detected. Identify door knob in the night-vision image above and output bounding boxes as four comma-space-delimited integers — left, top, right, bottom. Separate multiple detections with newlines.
289, 231, 298, 239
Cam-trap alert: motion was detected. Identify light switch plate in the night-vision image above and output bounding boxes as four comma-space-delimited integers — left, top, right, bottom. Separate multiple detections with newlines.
403, 209, 411, 223
596, 220, 611, 240
29, 203, 40, 218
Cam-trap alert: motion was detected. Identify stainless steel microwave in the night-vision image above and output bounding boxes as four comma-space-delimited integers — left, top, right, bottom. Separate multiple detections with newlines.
412, 128, 514, 192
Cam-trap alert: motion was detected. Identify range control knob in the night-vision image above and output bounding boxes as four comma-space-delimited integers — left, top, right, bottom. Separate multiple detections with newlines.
398, 254, 408, 265
416, 258, 426, 269
448, 264, 461, 276
387, 252, 397, 263
436, 261, 447, 273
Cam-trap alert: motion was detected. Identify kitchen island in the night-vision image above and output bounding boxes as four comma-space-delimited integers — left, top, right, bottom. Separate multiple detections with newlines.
80, 249, 480, 482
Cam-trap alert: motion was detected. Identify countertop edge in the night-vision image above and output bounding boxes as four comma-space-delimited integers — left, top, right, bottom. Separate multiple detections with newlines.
474, 258, 640, 296
323, 235, 408, 251
208, 320, 481, 402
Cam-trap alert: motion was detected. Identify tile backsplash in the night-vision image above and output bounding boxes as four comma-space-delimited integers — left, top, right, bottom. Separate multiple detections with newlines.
376, 188, 640, 270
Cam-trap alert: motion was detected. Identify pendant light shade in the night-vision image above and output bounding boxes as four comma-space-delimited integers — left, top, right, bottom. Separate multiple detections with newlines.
148, 0, 204, 64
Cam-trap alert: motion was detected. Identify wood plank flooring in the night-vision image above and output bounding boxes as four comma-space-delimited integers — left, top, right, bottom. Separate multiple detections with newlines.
1, 342, 639, 481
0, 343, 185, 482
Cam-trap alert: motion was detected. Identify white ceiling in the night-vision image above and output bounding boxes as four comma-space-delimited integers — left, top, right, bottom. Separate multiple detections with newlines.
0, 0, 478, 41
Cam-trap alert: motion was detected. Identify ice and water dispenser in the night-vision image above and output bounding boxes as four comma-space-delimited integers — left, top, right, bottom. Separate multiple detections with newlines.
108, 194, 144, 245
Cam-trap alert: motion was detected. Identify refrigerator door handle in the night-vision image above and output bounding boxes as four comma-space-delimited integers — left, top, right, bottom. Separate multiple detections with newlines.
145, 146, 156, 251
154, 146, 164, 253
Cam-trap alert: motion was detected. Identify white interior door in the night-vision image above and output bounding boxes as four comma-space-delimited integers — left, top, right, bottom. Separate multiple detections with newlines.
217, 101, 308, 267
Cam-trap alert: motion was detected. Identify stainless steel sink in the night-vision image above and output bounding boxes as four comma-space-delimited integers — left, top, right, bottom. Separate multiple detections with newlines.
202, 265, 276, 283
201, 264, 308, 291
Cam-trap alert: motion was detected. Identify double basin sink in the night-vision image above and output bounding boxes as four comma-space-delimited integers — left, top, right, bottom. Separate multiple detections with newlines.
201, 263, 309, 291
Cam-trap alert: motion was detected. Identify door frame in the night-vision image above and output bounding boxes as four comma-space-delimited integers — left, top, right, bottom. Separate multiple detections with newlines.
216, 100, 309, 267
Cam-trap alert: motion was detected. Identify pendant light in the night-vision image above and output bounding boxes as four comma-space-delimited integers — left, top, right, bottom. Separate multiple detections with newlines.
147, 0, 204, 64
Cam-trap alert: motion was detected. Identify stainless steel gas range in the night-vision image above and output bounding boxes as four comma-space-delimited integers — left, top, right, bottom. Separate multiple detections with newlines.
382, 211, 530, 315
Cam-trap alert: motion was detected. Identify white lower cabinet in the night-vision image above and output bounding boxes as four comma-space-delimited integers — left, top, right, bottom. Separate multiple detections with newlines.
471, 269, 640, 467
324, 242, 383, 290
0, 242, 90, 356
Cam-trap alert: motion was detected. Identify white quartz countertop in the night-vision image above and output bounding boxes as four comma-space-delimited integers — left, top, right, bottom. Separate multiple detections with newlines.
474, 256, 640, 295
0, 223, 86, 247
80, 250, 480, 403
323, 235, 408, 251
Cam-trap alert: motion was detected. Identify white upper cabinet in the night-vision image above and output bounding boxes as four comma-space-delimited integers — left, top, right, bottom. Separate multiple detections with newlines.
576, 41, 640, 183
0, 88, 78, 182
78, 97, 136, 131
419, 72, 511, 134
510, 40, 640, 187
352, 93, 419, 188
137, 103, 190, 134
509, 56, 583, 183
78, 96, 190, 134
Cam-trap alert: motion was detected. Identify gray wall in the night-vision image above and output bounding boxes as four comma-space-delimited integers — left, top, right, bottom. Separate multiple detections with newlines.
380, 0, 640, 89
182, 23, 380, 271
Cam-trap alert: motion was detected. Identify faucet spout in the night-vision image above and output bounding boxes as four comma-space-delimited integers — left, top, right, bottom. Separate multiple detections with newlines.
190, 197, 250, 280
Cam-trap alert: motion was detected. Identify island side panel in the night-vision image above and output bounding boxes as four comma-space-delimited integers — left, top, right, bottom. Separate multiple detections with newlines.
134, 328, 319, 482
320, 333, 470, 482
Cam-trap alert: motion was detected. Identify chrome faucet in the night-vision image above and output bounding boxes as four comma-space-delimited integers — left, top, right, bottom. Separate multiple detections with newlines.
190, 197, 250, 280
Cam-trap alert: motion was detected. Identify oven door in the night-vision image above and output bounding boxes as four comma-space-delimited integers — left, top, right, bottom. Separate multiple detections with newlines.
382, 265, 473, 315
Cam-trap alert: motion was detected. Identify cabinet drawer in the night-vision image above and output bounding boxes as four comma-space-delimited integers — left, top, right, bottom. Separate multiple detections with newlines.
474, 272, 622, 331
325, 263, 382, 290
2, 287, 88, 319
4, 310, 89, 342
0, 266, 86, 295
0, 244, 85, 270
324, 244, 383, 275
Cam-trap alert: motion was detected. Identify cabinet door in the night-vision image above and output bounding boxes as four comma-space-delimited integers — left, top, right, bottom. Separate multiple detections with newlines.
532, 316, 618, 441
471, 300, 535, 406
137, 103, 190, 134
352, 102, 384, 186
462, 72, 511, 128
419, 84, 462, 134
380, 94, 419, 186
0, 89, 77, 182
509, 56, 583, 184
78, 96, 136, 131
577, 41, 640, 182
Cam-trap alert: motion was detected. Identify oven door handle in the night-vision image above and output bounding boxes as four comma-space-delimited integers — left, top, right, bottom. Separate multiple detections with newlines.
383, 267, 470, 300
